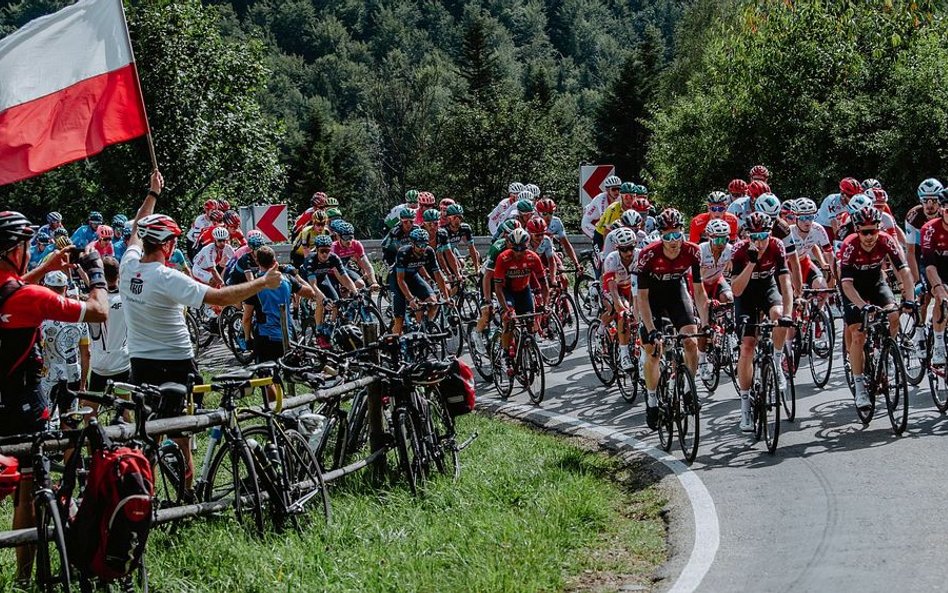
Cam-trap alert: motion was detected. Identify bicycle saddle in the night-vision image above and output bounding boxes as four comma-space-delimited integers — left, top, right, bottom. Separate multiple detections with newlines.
158, 382, 188, 401
211, 369, 254, 383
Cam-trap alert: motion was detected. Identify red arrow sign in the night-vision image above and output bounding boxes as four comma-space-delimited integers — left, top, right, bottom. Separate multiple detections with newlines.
581, 165, 615, 203
255, 205, 287, 242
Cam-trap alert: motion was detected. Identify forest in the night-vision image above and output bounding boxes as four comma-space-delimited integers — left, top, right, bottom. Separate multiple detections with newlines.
1, 0, 946, 236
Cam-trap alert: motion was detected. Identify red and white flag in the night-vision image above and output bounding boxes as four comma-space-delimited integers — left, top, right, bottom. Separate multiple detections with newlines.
0, 0, 149, 186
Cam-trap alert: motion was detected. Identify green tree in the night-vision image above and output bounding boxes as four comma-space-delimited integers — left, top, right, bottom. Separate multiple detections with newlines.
459, 13, 502, 103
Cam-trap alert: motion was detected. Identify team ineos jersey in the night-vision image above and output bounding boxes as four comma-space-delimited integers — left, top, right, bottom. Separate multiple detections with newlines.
394, 244, 439, 277
791, 223, 831, 260
920, 217, 948, 269
493, 249, 546, 292
905, 204, 939, 246
633, 241, 701, 290
838, 232, 907, 283
602, 251, 636, 289
730, 238, 789, 282
698, 242, 733, 283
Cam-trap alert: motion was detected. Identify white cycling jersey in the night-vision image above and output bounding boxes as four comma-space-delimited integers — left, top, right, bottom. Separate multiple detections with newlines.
187, 214, 212, 245
698, 242, 733, 284
487, 196, 517, 236
601, 250, 636, 294
581, 192, 615, 238
192, 242, 236, 283
790, 222, 830, 260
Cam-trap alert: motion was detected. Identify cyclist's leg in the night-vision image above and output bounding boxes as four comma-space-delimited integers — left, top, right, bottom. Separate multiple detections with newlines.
389, 274, 407, 335
671, 282, 700, 374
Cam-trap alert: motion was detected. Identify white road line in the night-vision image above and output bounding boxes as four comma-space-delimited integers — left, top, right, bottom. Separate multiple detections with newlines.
480, 399, 719, 593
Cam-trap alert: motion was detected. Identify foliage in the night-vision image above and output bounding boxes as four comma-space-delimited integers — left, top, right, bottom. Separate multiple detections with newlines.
647, 0, 948, 216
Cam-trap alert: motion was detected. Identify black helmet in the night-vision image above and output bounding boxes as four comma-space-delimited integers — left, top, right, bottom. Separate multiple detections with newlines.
408, 360, 452, 386
0, 211, 34, 252
333, 324, 363, 353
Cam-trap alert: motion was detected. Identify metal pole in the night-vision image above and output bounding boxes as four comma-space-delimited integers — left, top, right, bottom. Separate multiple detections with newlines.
116, 0, 158, 171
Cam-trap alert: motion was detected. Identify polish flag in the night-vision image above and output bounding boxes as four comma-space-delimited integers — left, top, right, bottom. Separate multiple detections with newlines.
0, 0, 149, 186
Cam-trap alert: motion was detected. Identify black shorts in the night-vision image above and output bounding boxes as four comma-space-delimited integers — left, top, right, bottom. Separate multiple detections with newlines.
254, 336, 285, 363
49, 380, 81, 414
640, 280, 696, 338
735, 280, 783, 337
130, 357, 199, 417
0, 389, 48, 440
88, 369, 131, 392
841, 279, 896, 326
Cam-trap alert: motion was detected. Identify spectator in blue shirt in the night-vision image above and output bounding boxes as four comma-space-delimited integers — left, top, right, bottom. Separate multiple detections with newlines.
71, 211, 104, 249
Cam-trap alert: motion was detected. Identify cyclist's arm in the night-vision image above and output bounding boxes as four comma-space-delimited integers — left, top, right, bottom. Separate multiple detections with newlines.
787, 251, 803, 298
778, 271, 793, 314
558, 235, 579, 268
396, 270, 415, 303
467, 243, 480, 271
730, 254, 756, 297
636, 286, 655, 332
79, 338, 90, 392
128, 170, 163, 250
357, 254, 377, 285
203, 266, 278, 307
907, 244, 921, 284
332, 267, 358, 295
840, 277, 866, 309
693, 276, 709, 328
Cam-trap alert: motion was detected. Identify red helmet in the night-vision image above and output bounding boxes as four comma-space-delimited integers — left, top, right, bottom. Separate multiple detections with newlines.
728, 179, 748, 197
439, 198, 455, 211
866, 187, 888, 204
0, 454, 20, 501
223, 211, 240, 226
839, 177, 862, 198
535, 198, 557, 214
747, 180, 771, 199
526, 216, 547, 235
208, 209, 224, 223
630, 196, 651, 213
137, 214, 182, 244
311, 191, 328, 208
656, 208, 684, 230
218, 199, 230, 211
749, 165, 770, 181
418, 191, 436, 206
204, 199, 219, 212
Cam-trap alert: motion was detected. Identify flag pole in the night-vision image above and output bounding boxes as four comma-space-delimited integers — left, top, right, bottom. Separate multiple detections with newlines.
115, 0, 157, 171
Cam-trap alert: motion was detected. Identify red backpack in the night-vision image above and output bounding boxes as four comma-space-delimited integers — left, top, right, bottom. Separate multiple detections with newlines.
66, 424, 154, 581
441, 359, 476, 416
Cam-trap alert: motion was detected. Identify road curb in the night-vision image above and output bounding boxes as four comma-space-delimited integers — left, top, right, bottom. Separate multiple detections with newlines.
478, 398, 719, 593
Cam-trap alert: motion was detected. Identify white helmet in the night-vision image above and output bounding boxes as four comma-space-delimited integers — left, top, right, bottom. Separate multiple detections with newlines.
44, 271, 68, 288
613, 227, 636, 248
754, 193, 781, 217
795, 198, 817, 215
918, 178, 943, 199
620, 210, 642, 228
508, 182, 525, 194
524, 183, 540, 199
706, 219, 731, 237
517, 190, 534, 202
212, 226, 230, 241
603, 175, 622, 189
847, 193, 873, 214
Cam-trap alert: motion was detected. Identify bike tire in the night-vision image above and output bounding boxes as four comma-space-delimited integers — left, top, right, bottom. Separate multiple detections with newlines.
205, 440, 265, 536
700, 340, 721, 393
427, 388, 460, 481
760, 360, 781, 454
537, 312, 566, 368
842, 326, 856, 397
186, 309, 202, 359
36, 493, 71, 592
586, 320, 615, 386
282, 428, 331, 524
555, 292, 581, 353
489, 332, 513, 399
615, 346, 638, 404
675, 364, 700, 463
392, 408, 419, 495
928, 361, 948, 414
808, 305, 834, 388
781, 343, 797, 422
443, 304, 465, 358
880, 339, 909, 436
154, 441, 187, 509
573, 273, 598, 324
656, 377, 674, 453
465, 321, 494, 382
899, 315, 928, 387
523, 341, 546, 404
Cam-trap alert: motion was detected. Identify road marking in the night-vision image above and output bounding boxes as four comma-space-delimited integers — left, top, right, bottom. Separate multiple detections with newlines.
480, 399, 719, 593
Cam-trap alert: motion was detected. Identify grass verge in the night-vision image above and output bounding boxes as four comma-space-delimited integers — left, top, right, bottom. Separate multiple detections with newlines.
0, 412, 666, 593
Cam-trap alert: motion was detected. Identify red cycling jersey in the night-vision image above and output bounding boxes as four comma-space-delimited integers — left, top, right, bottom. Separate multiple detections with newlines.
838, 232, 906, 282
633, 241, 701, 290
492, 249, 546, 292
688, 212, 739, 243
920, 217, 948, 269
730, 238, 789, 281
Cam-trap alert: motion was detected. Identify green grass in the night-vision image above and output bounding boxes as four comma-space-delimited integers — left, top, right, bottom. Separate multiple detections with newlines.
0, 413, 666, 593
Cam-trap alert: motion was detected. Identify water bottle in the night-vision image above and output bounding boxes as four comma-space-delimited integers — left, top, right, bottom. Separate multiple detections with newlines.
264, 442, 282, 478
299, 413, 327, 455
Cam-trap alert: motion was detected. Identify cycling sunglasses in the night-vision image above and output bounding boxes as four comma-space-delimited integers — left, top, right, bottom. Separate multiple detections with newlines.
711, 236, 728, 245
708, 205, 726, 213
412, 241, 427, 248
618, 245, 635, 253
661, 231, 683, 242
797, 214, 815, 222
340, 234, 354, 241
512, 244, 528, 252
749, 231, 771, 241
859, 228, 879, 237
317, 248, 331, 254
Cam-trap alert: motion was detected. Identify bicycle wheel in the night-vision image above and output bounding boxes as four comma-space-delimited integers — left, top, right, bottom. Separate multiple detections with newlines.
759, 360, 781, 454
205, 440, 265, 535
344, 389, 371, 462
675, 364, 700, 463
521, 341, 546, 404
35, 493, 71, 592
616, 346, 639, 403
458, 290, 480, 322
392, 408, 419, 495
928, 359, 948, 413
842, 327, 856, 397
586, 320, 615, 386
443, 304, 465, 358
281, 428, 331, 524
781, 343, 796, 422
880, 339, 909, 436
555, 292, 581, 353
222, 310, 254, 365
466, 321, 494, 381
899, 314, 927, 386
490, 332, 513, 399
427, 388, 460, 481
536, 312, 566, 367
573, 273, 598, 323
808, 305, 834, 388
700, 340, 720, 393
153, 441, 187, 509
186, 309, 202, 358
656, 379, 674, 453
855, 347, 877, 425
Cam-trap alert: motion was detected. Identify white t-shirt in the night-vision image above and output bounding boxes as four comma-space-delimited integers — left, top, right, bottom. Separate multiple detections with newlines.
120, 245, 208, 361
698, 242, 733, 283
87, 289, 130, 376
39, 319, 88, 385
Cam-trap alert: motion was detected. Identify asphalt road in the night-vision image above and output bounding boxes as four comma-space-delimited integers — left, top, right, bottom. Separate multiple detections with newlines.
471, 321, 948, 593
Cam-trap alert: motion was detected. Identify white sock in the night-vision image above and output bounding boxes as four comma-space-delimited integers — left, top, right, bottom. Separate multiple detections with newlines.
916, 327, 926, 342
935, 332, 945, 351
854, 374, 865, 393
647, 390, 657, 407
774, 350, 784, 367
740, 391, 751, 414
